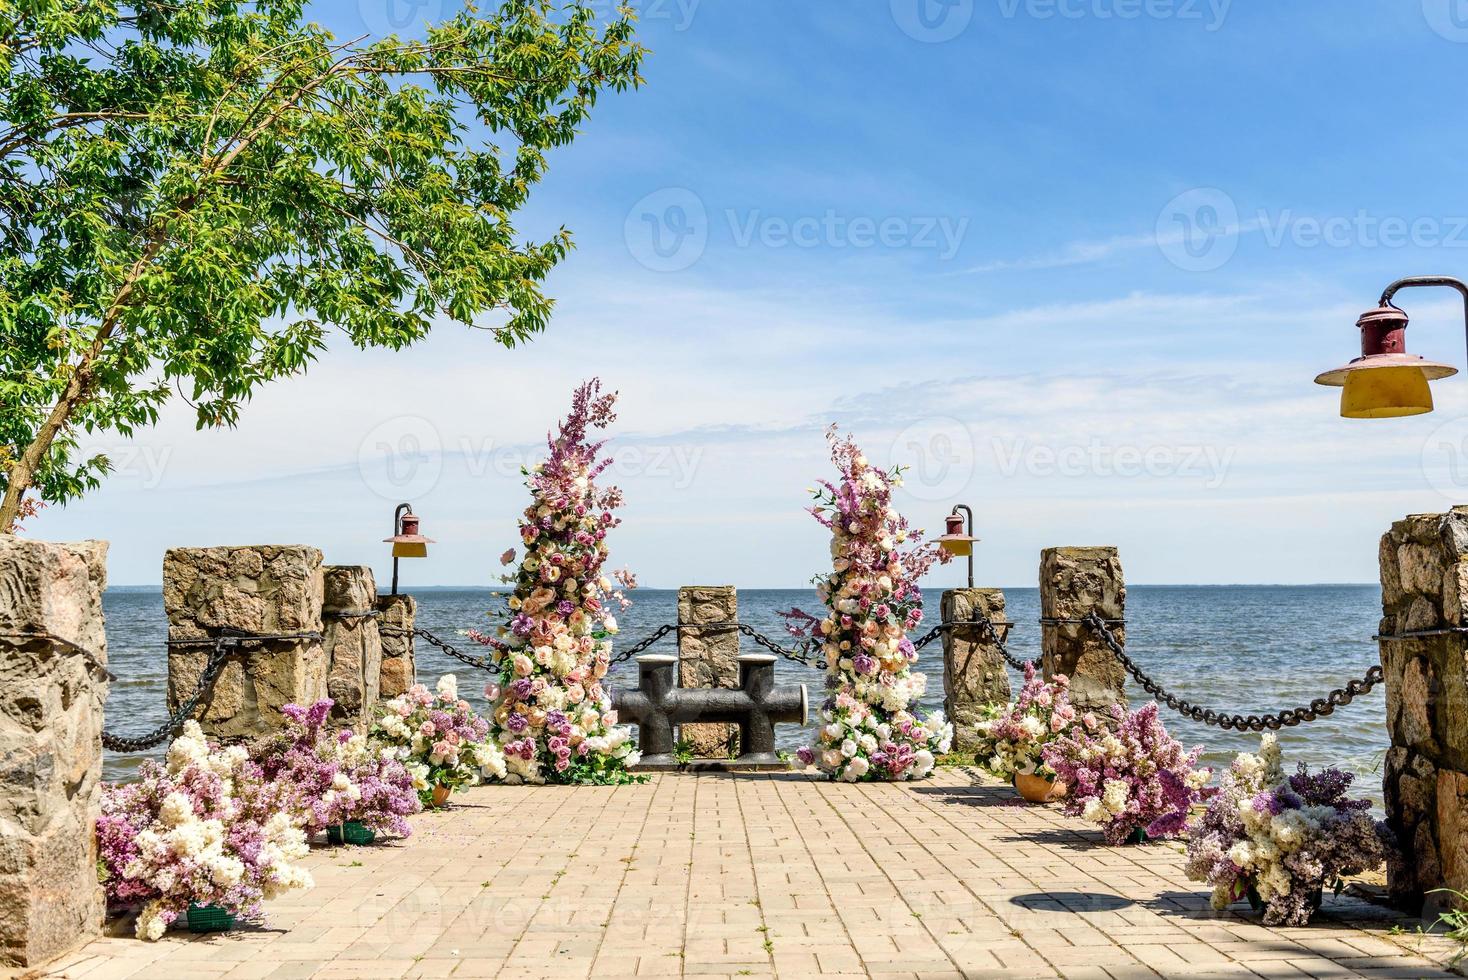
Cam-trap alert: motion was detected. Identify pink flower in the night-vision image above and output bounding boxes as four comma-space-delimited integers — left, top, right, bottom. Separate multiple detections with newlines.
500, 548, 516, 565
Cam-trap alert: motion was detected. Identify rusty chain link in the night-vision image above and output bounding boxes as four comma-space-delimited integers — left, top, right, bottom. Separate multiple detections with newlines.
1079, 612, 1384, 732
88, 628, 323, 752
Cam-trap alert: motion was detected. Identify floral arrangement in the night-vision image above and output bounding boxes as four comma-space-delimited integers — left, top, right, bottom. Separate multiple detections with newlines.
96, 721, 312, 940
786, 426, 953, 782
1042, 702, 1209, 845
973, 662, 1099, 781
370, 674, 505, 805
1184, 734, 1389, 925
469, 378, 641, 784
253, 699, 420, 838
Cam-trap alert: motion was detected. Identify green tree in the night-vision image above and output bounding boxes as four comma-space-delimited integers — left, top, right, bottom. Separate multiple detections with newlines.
0, 0, 643, 529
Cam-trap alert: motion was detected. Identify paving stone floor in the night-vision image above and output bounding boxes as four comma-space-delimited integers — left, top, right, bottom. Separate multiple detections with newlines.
28, 768, 1468, 980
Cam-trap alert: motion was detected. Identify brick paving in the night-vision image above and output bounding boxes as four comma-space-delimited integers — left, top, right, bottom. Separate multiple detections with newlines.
32, 768, 1467, 980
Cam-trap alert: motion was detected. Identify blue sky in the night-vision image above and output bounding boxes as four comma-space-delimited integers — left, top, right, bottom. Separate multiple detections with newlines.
35, 0, 1468, 588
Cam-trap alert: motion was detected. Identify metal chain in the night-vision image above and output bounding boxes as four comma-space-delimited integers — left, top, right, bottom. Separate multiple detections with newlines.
387, 625, 498, 672
609, 623, 676, 664
1080, 612, 1384, 732
907, 619, 1033, 671
97, 629, 322, 752
733, 623, 826, 670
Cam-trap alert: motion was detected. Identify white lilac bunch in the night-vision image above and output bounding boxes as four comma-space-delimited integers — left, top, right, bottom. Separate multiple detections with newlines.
96, 722, 312, 939
469, 379, 641, 785
370, 674, 506, 804
1184, 734, 1390, 925
785, 426, 953, 781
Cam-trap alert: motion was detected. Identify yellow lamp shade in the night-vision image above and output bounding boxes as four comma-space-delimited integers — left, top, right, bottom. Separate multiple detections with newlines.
391, 540, 428, 559
939, 537, 973, 557
1340, 364, 1435, 418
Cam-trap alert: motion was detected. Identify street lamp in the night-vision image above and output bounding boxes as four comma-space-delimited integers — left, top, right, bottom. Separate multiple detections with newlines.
1313, 276, 1466, 418
383, 502, 433, 595
936, 504, 979, 589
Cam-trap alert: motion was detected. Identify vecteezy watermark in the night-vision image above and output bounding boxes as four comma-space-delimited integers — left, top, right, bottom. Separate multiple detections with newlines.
995, 0, 1231, 29
890, 0, 975, 42
890, 418, 978, 502
1421, 414, 1468, 502
1155, 187, 1240, 272
625, 188, 969, 271
457, 437, 704, 489
357, 0, 444, 39
992, 436, 1235, 488
357, 415, 443, 500
624, 187, 709, 272
583, 0, 701, 31
1422, 0, 1468, 42
72, 442, 174, 490
1157, 187, 1468, 272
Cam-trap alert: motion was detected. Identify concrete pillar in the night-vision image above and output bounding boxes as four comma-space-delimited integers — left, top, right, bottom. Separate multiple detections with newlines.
1377, 506, 1468, 909
940, 588, 1012, 752
1039, 546, 1127, 715
0, 538, 108, 966
676, 586, 739, 758
376, 593, 416, 698
163, 545, 326, 739
322, 565, 382, 730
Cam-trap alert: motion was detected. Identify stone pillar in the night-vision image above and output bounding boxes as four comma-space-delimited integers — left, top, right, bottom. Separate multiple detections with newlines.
677, 586, 739, 758
164, 545, 326, 739
1039, 546, 1126, 715
0, 539, 108, 967
940, 588, 1012, 752
376, 593, 416, 698
1377, 506, 1468, 909
322, 566, 382, 730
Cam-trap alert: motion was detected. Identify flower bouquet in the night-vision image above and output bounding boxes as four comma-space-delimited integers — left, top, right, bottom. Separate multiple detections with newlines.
96, 721, 313, 940
253, 699, 420, 843
1042, 702, 1209, 845
973, 663, 1099, 801
785, 426, 954, 782
370, 674, 505, 807
470, 379, 642, 785
1184, 734, 1389, 925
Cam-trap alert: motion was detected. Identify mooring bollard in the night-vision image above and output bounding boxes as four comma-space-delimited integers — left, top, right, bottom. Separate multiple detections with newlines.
613, 653, 806, 770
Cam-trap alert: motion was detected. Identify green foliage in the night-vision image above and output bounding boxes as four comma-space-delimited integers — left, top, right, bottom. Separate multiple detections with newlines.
0, 0, 643, 517
546, 748, 647, 786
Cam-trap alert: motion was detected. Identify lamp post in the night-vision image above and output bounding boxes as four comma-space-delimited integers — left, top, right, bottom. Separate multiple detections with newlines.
936, 504, 979, 589
383, 502, 433, 595
1313, 276, 1466, 418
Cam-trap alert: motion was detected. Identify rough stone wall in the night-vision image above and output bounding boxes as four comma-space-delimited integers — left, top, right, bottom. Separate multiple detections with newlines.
0, 539, 108, 966
164, 545, 325, 739
376, 593, 416, 698
677, 586, 739, 757
1039, 546, 1126, 715
940, 588, 1012, 752
1378, 506, 1468, 908
322, 565, 382, 730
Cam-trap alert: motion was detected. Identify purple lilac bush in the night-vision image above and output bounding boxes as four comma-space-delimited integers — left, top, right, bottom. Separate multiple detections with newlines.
254, 698, 421, 837
1042, 702, 1209, 845
1184, 734, 1390, 925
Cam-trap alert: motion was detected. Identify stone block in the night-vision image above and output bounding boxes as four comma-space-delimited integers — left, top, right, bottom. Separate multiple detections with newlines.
677, 586, 738, 757
940, 588, 1011, 752
0, 538, 108, 966
1039, 547, 1126, 715
376, 593, 416, 698
164, 545, 325, 739
322, 566, 382, 730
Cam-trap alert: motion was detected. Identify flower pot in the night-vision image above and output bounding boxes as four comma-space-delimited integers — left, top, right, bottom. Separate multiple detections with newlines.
1013, 773, 1063, 803
327, 821, 376, 846
1124, 826, 1150, 845
186, 903, 235, 933
431, 784, 452, 808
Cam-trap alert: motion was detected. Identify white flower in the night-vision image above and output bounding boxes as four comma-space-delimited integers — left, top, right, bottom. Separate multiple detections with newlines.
436, 674, 459, 700
840, 739, 858, 759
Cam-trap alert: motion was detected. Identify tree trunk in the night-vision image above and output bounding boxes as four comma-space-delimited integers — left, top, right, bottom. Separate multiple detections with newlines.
0, 370, 90, 532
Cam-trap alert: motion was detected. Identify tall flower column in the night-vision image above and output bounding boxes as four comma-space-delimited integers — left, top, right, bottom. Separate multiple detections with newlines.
787, 427, 953, 781
472, 380, 640, 785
